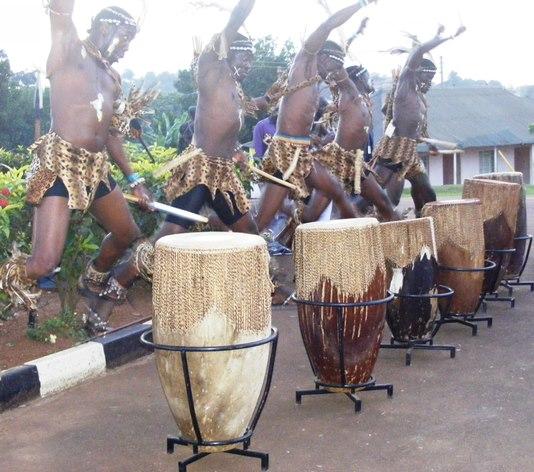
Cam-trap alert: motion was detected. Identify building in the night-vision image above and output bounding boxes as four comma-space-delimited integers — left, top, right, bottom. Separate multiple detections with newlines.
373, 87, 534, 185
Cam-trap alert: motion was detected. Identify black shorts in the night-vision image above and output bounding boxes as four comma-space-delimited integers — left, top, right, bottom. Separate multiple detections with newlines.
166, 185, 245, 229
42, 176, 117, 200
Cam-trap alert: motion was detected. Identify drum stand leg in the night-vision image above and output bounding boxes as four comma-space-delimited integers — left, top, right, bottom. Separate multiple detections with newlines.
295, 378, 393, 414
504, 278, 534, 291
380, 337, 456, 366
436, 313, 493, 336
167, 437, 269, 472
483, 291, 515, 308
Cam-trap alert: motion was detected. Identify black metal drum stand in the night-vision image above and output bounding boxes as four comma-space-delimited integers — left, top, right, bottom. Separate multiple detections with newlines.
140, 328, 278, 472
380, 285, 456, 366
292, 293, 394, 414
483, 248, 516, 307
502, 235, 534, 293
437, 260, 497, 336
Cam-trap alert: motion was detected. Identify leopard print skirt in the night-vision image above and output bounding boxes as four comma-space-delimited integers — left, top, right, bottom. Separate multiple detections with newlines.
372, 135, 425, 180
164, 145, 250, 216
26, 133, 111, 211
315, 142, 365, 195
261, 135, 315, 200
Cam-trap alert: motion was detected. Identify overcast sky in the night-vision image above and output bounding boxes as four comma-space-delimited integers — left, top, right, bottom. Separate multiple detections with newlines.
0, 0, 532, 88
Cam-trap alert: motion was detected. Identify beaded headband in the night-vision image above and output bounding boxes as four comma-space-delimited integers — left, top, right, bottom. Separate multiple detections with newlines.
229, 39, 254, 53
98, 7, 137, 29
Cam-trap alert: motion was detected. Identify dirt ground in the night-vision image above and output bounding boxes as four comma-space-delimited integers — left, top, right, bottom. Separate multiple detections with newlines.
0, 200, 533, 472
0, 281, 154, 370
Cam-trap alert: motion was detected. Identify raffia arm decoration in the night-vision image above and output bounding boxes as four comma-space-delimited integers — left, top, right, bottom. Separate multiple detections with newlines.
111, 86, 160, 137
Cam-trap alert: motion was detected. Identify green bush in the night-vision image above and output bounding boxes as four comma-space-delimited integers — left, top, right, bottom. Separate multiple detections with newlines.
27, 309, 88, 344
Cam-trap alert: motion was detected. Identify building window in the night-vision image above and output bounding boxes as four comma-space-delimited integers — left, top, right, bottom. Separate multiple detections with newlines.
479, 150, 494, 174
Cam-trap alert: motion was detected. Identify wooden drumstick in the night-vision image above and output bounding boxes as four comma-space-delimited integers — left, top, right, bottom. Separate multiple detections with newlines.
124, 194, 208, 223
249, 165, 298, 190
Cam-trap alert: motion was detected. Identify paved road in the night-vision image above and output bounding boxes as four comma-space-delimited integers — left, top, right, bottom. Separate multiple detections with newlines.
2, 201, 534, 472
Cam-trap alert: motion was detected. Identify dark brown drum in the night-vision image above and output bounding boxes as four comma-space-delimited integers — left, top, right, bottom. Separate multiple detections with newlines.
294, 218, 387, 389
421, 199, 485, 315
463, 179, 521, 290
473, 172, 526, 278
380, 217, 439, 341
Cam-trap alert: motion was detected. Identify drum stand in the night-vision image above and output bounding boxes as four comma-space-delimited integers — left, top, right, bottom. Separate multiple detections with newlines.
380, 285, 456, 366
140, 328, 279, 472
502, 235, 534, 293
483, 248, 516, 308
293, 294, 394, 414
436, 260, 497, 336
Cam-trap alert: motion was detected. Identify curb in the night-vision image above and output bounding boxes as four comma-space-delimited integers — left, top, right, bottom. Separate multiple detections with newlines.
0, 321, 152, 413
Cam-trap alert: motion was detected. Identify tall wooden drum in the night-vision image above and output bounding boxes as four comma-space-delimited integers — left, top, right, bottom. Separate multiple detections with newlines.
379, 217, 439, 341
473, 172, 526, 278
152, 232, 272, 452
463, 178, 521, 290
421, 199, 485, 315
294, 218, 387, 389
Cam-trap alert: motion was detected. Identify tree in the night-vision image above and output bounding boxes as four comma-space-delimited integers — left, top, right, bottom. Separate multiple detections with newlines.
0, 50, 51, 150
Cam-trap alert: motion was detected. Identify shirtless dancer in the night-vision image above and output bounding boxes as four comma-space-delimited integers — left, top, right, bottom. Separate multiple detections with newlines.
255, 2, 377, 232
0, 1, 152, 333
303, 63, 400, 222
92, 0, 280, 313
372, 25, 466, 216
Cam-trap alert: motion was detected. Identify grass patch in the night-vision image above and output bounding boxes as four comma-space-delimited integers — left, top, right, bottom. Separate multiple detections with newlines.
403, 185, 534, 198
27, 309, 88, 344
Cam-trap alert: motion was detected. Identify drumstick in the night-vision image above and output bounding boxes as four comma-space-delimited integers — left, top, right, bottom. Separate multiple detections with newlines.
124, 194, 209, 224
420, 138, 459, 149
497, 150, 515, 172
249, 165, 298, 190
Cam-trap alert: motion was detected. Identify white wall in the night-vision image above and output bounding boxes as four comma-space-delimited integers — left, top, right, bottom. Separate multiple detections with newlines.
428, 154, 443, 187
457, 146, 516, 184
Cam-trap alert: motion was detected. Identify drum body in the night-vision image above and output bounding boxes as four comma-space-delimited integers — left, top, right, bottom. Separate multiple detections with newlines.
421, 200, 485, 315
152, 232, 272, 452
380, 218, 439, 341
473, 172, 526, 278
294, 218, 387, 389
463, 179, 521, 291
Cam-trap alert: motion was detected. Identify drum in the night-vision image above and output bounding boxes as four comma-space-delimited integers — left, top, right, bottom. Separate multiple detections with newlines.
421, 199, 485, 315
473, 172, 526, 278
379, 217, 439, 341
462, 178, 521, 290
152, 232, 272, 452
294, 218, 387, 389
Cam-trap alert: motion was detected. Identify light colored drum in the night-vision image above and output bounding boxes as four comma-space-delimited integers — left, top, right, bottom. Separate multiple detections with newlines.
152, 232, 272, 452
421, 199, 485, 315
379, 217, 439, 341
294, 218, 387, 389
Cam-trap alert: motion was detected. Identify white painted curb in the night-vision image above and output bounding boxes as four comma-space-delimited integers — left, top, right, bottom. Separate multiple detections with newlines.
25, 342, 106, 397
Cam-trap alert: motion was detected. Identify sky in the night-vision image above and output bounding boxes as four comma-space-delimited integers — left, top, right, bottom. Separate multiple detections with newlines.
0, 0, 532, 88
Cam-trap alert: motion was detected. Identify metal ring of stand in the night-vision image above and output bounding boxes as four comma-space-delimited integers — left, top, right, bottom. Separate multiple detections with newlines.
292, 292, 395, 414
140, 328, 279, 472
437, 259, 497, 336
502, 234, 534, 293
380, 285, 456, 366
483, 248, 517, 307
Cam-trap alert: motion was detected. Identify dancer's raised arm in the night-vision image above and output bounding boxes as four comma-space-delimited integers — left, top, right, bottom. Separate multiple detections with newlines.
406, 25, 466, 70
303, 1, 375, 54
